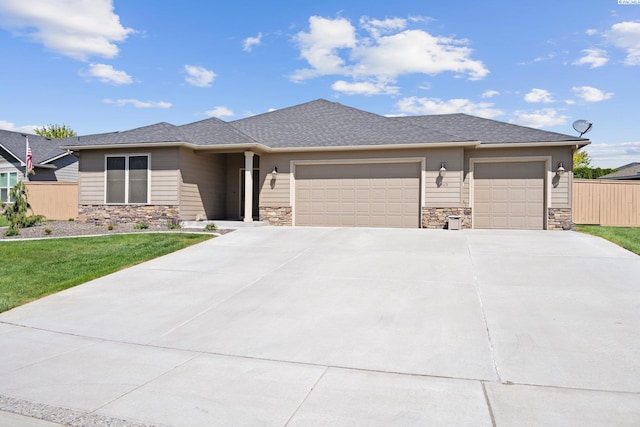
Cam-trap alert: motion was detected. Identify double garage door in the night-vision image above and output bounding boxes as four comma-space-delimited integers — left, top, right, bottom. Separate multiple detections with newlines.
295, 163, 420, 228
473, 162, 545, 230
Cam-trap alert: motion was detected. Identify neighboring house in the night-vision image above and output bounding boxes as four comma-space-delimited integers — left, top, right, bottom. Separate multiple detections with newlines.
0, 129, 78, 202
61, 99, 589, 230
598, 163, 640, 180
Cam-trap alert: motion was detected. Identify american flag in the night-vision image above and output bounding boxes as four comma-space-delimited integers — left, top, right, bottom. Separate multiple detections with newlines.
26, 136, 34, 175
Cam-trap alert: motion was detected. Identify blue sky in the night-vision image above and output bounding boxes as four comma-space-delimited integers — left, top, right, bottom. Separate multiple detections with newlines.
0, 0, 639, 167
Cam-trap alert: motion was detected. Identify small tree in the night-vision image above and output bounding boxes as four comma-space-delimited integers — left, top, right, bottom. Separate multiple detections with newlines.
34, 124, 77, 138
1, 181, 33, 236
573, 149, 592, 168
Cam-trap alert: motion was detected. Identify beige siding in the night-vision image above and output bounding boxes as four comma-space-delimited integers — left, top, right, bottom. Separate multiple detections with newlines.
225, 153, 244, 219
260, 148, 463, 209
78, 148, 179, 204
179, 148, 226, 220
573, 179, 640, 226
464, 146, 572, 208
24, 182, 78, 220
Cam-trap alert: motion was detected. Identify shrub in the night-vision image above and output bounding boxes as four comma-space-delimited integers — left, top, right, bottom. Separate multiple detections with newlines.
107, 224, 114, 231
68, 218, 75, 222
167, 218, 182, 229
1, 182, 32, 236
44, 228, 52, 235
135, 222, 149, 230
204, 223, 217, 232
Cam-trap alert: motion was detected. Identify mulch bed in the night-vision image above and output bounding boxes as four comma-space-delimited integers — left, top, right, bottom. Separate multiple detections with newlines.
0, 221, 232, 240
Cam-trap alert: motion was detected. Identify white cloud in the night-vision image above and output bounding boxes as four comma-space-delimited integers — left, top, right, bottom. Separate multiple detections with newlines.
572, 86, 613, 102
0, 0, 133, 61
605, 21, 640, 65
481, 90, 500, 98
291, 15, 488, 85
574, 48, 608, 68
587, 141, 640, 168
205, 106, 234, 118
184, 65, 216, 87
331, 79, 399, 95
397, 96, 503, 118
524, 88, 554, 103
243, 32, 262, 52
0, 120, 38, 134
83, 63, 132, 85
585, 29, 598, 36
510, 109, 568, 128
104, 98, 172, 108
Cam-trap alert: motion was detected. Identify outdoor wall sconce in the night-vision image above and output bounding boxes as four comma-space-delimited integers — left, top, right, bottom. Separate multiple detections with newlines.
271, 166, 278, 179
439, 162, 447, 177
556, 161, 565, 176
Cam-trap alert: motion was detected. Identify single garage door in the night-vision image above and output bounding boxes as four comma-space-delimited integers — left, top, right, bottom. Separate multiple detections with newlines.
295, 162, 420, 228
474, 162, 545, 230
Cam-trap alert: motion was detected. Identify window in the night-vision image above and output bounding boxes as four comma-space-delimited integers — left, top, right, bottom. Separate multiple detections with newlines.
106, 155, 149, 204
0, 172, 18, 202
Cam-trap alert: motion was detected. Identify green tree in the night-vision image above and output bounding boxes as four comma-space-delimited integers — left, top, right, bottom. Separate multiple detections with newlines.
573, 149, 592, 168
34, 124, 77, 138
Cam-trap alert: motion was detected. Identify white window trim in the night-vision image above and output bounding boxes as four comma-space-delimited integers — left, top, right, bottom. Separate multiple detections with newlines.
104, 154, 151, 204
0, 171, 19, 203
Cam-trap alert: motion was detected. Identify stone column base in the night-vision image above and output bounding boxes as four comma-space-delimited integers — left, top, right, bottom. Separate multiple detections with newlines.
422, 207, 472, 229
259, 206, 292, 226
78, 204, 180, 227
548, 208, 573, 230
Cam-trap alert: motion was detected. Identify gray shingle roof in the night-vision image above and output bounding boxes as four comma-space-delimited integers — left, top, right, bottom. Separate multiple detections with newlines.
393, 114, 587, 144
0, 129, 71, 164
229, 99, 472, 148
62, 118, 257, 148
599, 163, 640, 180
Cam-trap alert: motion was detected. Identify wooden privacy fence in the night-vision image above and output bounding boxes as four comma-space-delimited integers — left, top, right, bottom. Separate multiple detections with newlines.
24, 182, 78, 221
573, 179, 640, 226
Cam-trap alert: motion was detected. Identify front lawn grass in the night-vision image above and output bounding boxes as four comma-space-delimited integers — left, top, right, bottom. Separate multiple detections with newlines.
0, 216, 8, 227
576, 225, 640, 255
0, 233, 213, 313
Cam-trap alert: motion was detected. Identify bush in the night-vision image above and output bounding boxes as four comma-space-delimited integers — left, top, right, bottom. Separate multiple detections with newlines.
135, 222, 149, 230
204, 223, 217, 232
1, 182, 33, 236
574, 167, 618, 179
107, 224, 115, 231
167, 218, 182, 229
44, 228, 52, 235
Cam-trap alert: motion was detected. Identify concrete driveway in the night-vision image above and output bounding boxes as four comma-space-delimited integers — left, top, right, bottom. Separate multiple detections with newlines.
0, 227, 639, 426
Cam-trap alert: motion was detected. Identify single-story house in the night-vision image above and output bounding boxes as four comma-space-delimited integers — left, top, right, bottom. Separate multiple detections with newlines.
0, 129, 78, 202
598, 163, 640, 180
61, 99, 589, 230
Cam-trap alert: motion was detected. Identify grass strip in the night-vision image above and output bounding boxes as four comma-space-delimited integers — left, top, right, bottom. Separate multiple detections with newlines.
0, 233, 213, 313
576, 225, 640, 255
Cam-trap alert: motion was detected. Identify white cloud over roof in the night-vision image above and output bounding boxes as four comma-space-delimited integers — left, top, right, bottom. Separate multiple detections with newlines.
510, 108, 568, 128
0, 0, 133, 60
605, 21, 640, 66
205, 106, 234, 118
184, 65, 216, 88
397, 96, 503, 118
291, 15, 488, 90
524, 88, 554, 103
572, 86, 613, 102
103, 98, 172, 109
83, 63, 132, 85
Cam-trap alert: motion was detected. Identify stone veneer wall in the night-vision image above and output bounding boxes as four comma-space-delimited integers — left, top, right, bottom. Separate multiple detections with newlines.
259, 206, 292, 226
422, 207, 472, 229
78, 205, 180, 226
548, 208, 573, 230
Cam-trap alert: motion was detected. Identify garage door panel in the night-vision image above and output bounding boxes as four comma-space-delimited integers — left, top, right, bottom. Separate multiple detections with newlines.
295, 163, 420, 228
474, 162, 545, 230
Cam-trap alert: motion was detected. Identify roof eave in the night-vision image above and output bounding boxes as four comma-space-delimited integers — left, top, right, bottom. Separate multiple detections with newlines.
478, 140, 590, 149
0, 143, 23, 163
61, 141, 197, 151
267, 141, 480, 152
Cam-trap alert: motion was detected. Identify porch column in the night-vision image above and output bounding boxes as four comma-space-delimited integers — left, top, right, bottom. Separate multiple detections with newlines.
244, 151, 254, 222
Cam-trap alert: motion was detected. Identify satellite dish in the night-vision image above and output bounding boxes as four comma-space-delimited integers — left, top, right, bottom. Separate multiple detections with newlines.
573, 120, 593, 137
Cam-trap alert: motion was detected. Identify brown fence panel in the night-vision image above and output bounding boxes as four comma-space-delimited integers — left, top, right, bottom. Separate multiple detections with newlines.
24, 182, 78, 220
573, 179, 640, 226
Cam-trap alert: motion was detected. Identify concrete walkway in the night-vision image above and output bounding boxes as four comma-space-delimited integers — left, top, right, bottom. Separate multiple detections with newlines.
0, 227, 639, 426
